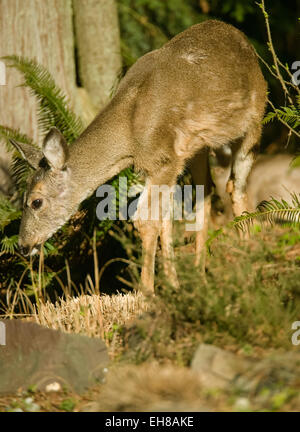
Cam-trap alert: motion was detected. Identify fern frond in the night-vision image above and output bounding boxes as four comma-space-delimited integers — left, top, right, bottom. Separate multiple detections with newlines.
262, 111, 277, 124
296, 94, 300, 110
0, 125, 34, 152
0, 196, 22, 230
0, 125, 37, 192
3, 55, 84, 143
1, 235, 19, 254
206, 194, 300, 251
263, 104, 300, 129
10, 157, 31, 193
232, 195, 300, 232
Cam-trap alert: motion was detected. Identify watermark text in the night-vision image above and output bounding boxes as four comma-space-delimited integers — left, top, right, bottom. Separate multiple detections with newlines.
96, 177, 204, 231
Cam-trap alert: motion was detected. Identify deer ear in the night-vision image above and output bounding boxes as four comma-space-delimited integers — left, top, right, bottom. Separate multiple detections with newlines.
9, 139, 43, 170
42, 128, 69, 170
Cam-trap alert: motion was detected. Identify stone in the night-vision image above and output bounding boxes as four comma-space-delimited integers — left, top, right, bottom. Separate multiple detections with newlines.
191, 343, 300, 396
191, 344, 253, 390
0, 320, 109, 394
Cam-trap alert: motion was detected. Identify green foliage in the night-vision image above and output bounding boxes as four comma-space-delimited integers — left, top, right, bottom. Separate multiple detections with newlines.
221, 0, 255, 22
0, 125, 34, 151
58, 398, 76, 412
3, 56, 84, 143
263, 95, 300, 131
0, 125, 35, 193
118, 0, 200, 63
124, 228, 300, 364
0, 235, 19, 255
233, 194, 300, 232
206, 194, 300, 251
0, 197, 21, 231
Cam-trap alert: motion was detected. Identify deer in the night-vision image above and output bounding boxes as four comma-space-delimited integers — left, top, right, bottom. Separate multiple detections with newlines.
10, 20, 267, 293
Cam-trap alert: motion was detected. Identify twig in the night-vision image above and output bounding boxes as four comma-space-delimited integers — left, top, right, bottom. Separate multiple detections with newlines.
98, 257, 141, 288
256, 52, 295, 89
259, 0, 294, 105
276, 57, 300, 96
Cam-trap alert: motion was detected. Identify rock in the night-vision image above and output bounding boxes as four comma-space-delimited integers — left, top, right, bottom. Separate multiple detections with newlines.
191, 344, 300, 396
234, 351, 300, 394
0, 320, 109, 394
191, 344, 253, 390
45, 382, 62, 392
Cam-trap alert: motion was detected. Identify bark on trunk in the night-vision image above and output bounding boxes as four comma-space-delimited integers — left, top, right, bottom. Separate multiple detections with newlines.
0, 0, 121, 142
0, 0, 77, 144
73, 0, 122, 110
0, 0, 121, 193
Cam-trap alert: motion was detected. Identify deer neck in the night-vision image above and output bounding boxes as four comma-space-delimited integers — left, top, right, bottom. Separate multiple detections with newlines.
67, 100, 133, 204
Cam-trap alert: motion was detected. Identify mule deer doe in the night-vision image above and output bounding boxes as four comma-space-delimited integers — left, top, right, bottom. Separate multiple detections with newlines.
10, 20, 267, 293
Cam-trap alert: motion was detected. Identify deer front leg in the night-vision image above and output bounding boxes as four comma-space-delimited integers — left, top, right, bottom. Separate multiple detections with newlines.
133, 174, 180, 292
133, 181, 159, 294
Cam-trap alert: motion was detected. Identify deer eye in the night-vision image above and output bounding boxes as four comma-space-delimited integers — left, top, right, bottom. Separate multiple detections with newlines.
31, 199, 43, 210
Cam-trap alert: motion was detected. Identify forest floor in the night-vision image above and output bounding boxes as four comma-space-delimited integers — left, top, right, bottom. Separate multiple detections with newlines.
0, 224, 300, 412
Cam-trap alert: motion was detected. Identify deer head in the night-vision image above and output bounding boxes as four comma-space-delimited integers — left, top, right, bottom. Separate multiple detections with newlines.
10, 128, 74, 256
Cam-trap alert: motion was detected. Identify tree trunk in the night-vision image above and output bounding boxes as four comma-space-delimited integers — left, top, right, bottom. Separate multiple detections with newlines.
73, 0, 122, 110
0, 0, 78, 144
0, 0, 121, 187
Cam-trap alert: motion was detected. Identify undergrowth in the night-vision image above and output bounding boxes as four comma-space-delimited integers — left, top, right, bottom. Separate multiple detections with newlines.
122, 227, 300, 365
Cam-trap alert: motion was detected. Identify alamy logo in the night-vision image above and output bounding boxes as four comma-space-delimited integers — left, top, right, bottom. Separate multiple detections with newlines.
0, 61, 6, 86
96, 178, 204, 231
0, 322, 6, 346
291, 321, 300, 346
291, 61, 300, 86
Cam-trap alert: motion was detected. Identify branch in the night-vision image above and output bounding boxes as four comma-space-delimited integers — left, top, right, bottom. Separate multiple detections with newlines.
258, 0, 294, 105
256, 52, 298, 92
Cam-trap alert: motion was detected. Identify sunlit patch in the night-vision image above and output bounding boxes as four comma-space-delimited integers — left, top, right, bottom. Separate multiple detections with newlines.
30, 247, 39, 256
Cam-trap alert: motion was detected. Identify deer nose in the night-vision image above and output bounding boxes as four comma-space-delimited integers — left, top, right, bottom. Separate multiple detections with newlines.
19, 245, 30, 256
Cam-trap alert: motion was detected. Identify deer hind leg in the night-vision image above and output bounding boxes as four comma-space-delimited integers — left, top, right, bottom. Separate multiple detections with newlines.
209, 145, 233, 225
231, 125, 261, 217
189, 148, 213, 267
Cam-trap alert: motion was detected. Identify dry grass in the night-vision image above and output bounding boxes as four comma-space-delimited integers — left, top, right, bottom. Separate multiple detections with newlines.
34, 292, 148, 358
